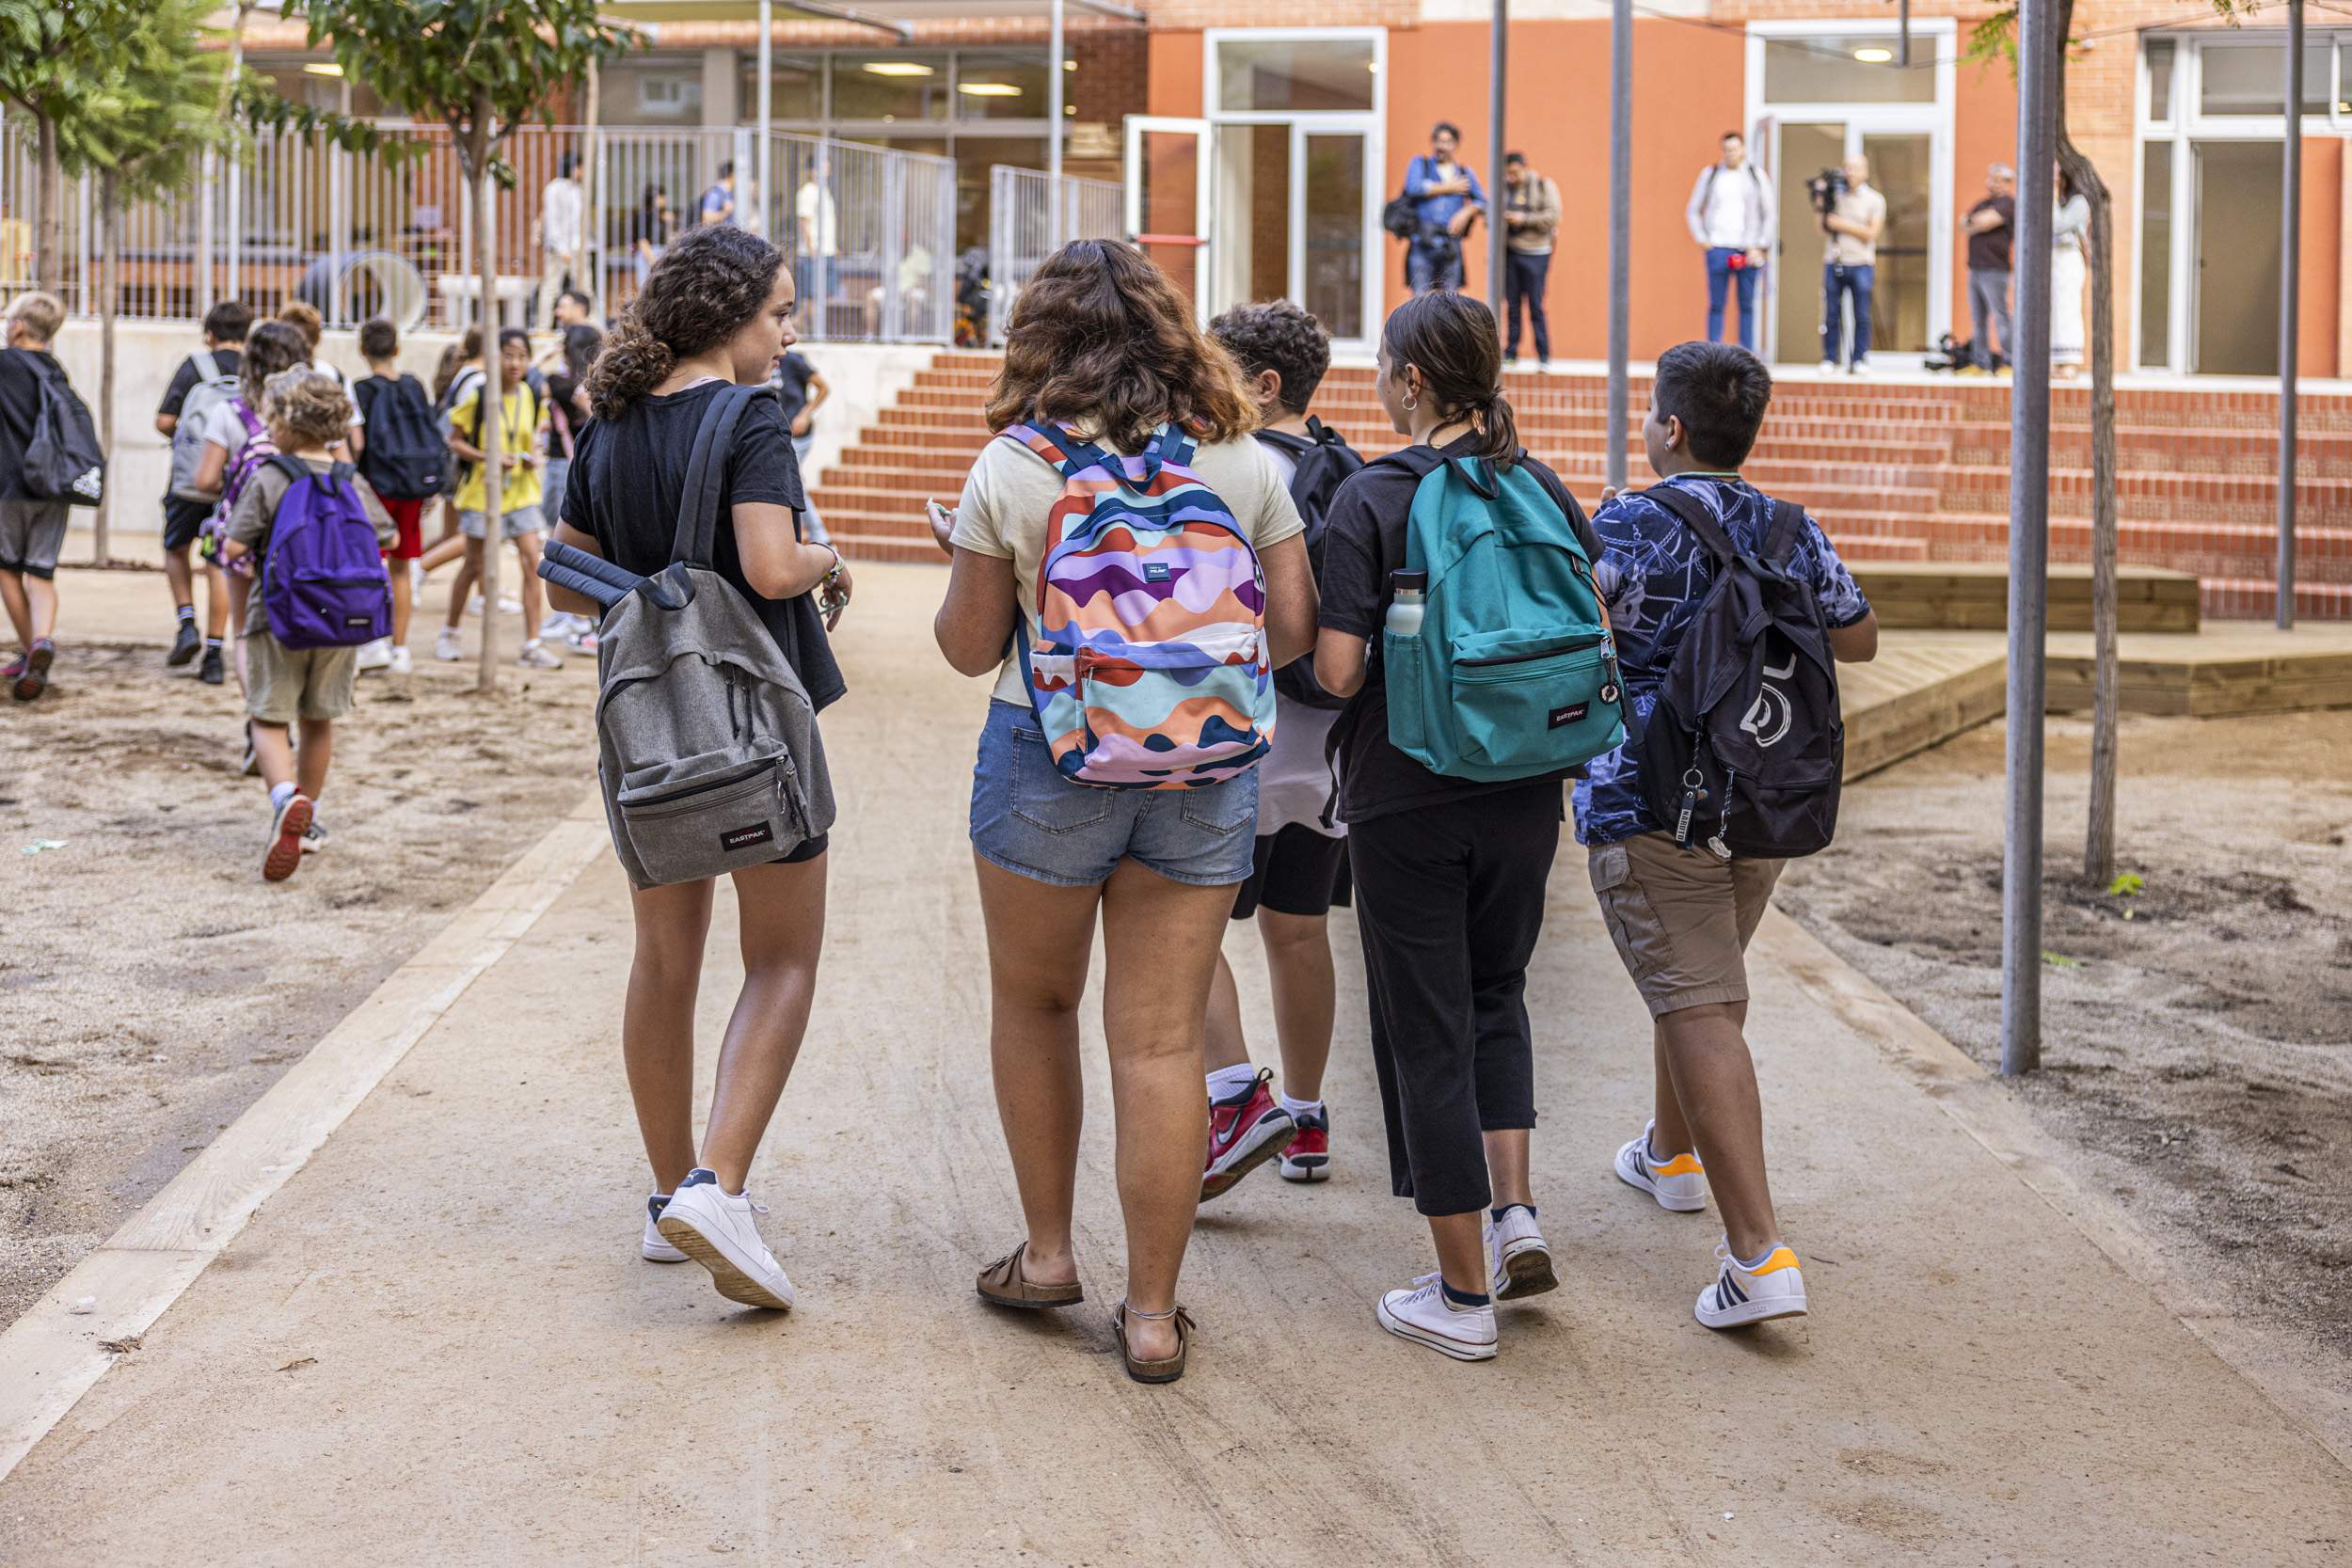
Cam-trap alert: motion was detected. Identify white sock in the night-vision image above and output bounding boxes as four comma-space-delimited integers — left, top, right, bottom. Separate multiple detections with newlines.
1278, 1093, 1323, 1120
1205, 1064, 1258, 1101
269, 781, 296, 810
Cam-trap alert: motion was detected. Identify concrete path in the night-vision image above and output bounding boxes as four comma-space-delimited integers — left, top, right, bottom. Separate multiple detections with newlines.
5, 564, 2349, 1566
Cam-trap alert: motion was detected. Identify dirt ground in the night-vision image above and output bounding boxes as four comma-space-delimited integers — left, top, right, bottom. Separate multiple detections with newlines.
1777, 709, 2352, 1355
0, 640, 596, 1325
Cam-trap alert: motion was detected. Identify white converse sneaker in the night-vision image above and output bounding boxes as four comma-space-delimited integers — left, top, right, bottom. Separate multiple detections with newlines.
656, 1170, 795, 1310
1375, 1275, 1497, 1362
434, 626, 463, 661
1695, 1239, 1808, 1329
1486, 1205, 1558, 1300
641, 1195, 688, 1263
1614, 1119, 1708, 1212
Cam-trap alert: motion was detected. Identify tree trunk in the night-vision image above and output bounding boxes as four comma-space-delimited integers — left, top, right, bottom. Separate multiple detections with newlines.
470, 105, 503, 694
97, 172, 119, 565
34, 113, 61, 293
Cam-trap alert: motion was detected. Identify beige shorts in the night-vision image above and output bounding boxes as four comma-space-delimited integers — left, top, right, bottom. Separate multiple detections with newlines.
244, 631, 358, 724
1588, 832, 1786, 1017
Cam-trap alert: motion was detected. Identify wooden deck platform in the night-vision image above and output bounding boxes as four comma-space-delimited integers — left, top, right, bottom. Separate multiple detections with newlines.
1851, 562, 2201, 634
1841, 637, 2010, 781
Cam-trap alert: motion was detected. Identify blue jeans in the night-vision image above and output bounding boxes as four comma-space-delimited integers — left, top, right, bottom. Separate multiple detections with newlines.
1704, 247, 1761, 351
540, 455, 570, 531
1407, 233, 1465, 294
969, 700, 1259, 888
1821, 262, 1875, 367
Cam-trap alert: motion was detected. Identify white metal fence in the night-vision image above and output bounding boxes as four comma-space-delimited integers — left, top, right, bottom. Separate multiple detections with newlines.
0, 120, 955, 343
986, 165, 1123, 344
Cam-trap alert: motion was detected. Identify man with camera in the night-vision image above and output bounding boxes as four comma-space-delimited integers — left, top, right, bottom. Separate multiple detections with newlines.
1963, 163, 2016, 372
1684, 131, 1775, 352
1816, 153, 1885, 375
1399, 122, 1486, 295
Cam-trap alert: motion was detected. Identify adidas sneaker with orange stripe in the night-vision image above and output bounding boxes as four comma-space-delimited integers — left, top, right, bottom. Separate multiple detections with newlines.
1695, 1239, 1808, 1329
1613, 1120, 1708, 1212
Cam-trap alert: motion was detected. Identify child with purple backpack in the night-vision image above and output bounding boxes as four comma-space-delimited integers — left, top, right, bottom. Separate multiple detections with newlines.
220, 370, 396, 881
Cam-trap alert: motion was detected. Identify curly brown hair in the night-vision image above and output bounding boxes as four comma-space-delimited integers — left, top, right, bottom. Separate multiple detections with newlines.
986, 240, 1255, 451
586, 225, 783, 420
240, 321, 311, 408
1209, 300, 1330, 416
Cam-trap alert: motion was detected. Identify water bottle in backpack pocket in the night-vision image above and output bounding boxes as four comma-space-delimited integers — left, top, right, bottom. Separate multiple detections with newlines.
257, 457, 393, 649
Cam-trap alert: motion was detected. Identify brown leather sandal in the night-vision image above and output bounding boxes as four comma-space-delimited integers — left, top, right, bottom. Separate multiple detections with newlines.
975, 1243, 1083, 1309
1110, 1300, 1195, 1385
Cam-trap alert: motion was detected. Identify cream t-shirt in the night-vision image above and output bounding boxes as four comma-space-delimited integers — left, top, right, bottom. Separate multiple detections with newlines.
949, 429, 1307, 707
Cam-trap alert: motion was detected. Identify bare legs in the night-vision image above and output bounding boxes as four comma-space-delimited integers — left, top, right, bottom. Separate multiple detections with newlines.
1647, 1000, 1782, 1260
251, 717, 333, 800
0, 570, 57, 648
1200, 908, 1336, 1101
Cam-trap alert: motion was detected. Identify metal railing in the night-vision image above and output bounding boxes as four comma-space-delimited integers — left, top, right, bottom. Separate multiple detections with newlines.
986, 165, 1123, 344
0, 119, 955, 343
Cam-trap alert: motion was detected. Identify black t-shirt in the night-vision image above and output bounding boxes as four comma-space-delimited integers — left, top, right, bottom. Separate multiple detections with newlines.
1966, 195, 2014, 273
1316, 436, 1604, 825
0, 348, 60, 500
771, 353, 818, 433
159, 348, 243, 419
563, 381, 845, 712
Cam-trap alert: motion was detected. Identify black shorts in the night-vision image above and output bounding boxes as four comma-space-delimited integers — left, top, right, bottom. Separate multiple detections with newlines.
162, 495, 213, 552
1232, 823, 1351, 921
775, 831, 828, 866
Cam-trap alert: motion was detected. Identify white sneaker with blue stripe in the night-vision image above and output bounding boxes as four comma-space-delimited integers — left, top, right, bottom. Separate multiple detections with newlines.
641, 1194, 687, 1263
1695, 1238, 1807, 1329
657, 1168, 796, 1311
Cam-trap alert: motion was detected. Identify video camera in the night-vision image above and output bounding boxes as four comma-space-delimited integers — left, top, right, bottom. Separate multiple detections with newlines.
1806, 167, 1848, 217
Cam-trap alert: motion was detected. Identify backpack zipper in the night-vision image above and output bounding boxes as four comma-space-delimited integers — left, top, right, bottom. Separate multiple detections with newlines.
1456, 634, 1605, 668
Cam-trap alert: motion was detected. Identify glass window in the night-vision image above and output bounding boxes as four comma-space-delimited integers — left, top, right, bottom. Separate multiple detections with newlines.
602, 60, 704, 127
1760, 34, 1934, 104
2138, 140, 2171, 368
2147, 40, 2174, 121
833, 54, 949, 122
2197, 40, 2329, 117
955, 51, 1050, 120
1215, 38, 1376, 114
2339, 41, 2352, 116
739, 55, 824, 123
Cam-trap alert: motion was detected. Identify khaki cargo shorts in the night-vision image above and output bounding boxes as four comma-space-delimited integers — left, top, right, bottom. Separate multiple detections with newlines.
244, 632, 358, 724
1588, 831, 1787, 1017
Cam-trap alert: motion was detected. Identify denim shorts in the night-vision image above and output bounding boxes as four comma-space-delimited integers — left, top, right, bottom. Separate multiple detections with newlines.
969, 700, 1259, 888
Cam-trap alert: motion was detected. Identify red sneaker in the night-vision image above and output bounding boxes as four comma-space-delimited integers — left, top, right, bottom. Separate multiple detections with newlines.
1279, 1105, 1330, 1182
1200, 1068, 1295, 1202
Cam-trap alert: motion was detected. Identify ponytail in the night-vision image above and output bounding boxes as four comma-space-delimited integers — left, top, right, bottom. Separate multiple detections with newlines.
585, 224, 782, 421
1379, 292, 1520, 468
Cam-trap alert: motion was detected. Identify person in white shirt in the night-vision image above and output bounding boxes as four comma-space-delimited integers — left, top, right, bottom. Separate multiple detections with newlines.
1685, 132, 1775, 352
1819, 153, 1887, 374
794, 152, 839, 331
539, 153, 586, 332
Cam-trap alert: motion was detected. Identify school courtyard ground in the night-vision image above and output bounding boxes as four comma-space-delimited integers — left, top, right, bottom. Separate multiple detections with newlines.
2, 552, 2349, 1564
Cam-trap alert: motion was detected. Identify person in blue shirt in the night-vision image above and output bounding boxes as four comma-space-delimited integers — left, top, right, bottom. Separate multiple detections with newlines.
1575, 341, 1877, 1335
1401, 122, 1486, 294
699, 161, 738, 228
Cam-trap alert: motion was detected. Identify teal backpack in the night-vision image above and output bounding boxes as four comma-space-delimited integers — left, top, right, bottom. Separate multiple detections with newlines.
1381, 449, 1626, 781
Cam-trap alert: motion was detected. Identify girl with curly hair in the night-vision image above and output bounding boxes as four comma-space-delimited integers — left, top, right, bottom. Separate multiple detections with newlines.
930, 240, 1319, 1384
547, 222, 850, 1316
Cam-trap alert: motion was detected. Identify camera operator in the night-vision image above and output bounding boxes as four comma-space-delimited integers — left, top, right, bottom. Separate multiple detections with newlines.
1400, 121, 1486, 295
1817, 153, 1884, 374
1684, 131, 1775, 352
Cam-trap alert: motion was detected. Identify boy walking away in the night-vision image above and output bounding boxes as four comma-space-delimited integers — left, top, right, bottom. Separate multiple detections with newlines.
352, 316, 446, 675
220, 370, 395, 880
769, 346, 831, 544
1199, 300, 1362, 1199
1, 292, 96, 702
439, 326, 561, 670
157, 300, 251, 681
1580, 341, 1877, 1329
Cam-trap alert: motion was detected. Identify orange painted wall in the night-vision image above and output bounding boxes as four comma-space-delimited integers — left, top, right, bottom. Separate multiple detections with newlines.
2301, 136, 2342, 380
1950, 54, 2020, 345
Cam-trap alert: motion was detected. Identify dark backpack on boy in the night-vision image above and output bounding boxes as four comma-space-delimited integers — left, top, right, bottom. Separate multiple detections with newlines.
19, 356, 105, 507
258, 457, 392, 650
1257, 418, 1363, 710
1633, 483, 1843, 861
356, 373, 447, 501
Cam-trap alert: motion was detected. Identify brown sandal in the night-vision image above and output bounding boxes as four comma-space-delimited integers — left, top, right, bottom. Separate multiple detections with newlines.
976, 1243, 1084, 1310
1110, 1300, 1195, 1385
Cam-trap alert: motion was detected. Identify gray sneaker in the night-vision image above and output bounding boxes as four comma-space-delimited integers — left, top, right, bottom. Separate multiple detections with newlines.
516, 639, 564, 671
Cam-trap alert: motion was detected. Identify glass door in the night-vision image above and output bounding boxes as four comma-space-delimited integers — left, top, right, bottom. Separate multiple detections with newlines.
1767, 118, 1945, 363
2191, 138, 2282, 374
1294, 127, 1370, 345
1123, 117, 1213, 323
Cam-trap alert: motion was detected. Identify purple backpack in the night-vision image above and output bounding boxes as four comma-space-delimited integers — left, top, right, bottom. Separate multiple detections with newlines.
259, 457, 392, 650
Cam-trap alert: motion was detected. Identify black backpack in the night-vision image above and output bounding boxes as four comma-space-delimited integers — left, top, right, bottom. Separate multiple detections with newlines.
356, 373, 447, 501
1633, 483, 1842, 860
19, 355, 104, 507
1257, 419, 1363, 710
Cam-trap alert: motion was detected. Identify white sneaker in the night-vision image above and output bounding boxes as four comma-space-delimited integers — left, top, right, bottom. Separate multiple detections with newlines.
656, 1172, 795, 1310
541, 611, 581, 639
1847, 360, 1871, 378
641, 1195, 688, 1263
1614, 1119, 1708, 1212
516, 639, 564, 671
408, 562, 426, 599
355, 636, 393, 673
388, 645, 414, 676
467, 593, 485, 616
434, 627, 463, 661
1486, 1205, 1558, 1300
498, 594, 522, 615
1375, 1275, 1498, 1362
1818, 359, 1838, 374
1695, 1239, 1808, 1329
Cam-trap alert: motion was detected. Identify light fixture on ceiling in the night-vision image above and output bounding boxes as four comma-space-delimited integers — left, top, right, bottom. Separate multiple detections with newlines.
1853, 46, 1895, 64
863, 61, 934, 77
303, 62, 345, 77
959, 82, 1023, 97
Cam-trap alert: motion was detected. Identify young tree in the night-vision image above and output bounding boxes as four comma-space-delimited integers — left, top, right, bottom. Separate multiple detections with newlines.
0, 1, 124, 290
278, 0, 630, 691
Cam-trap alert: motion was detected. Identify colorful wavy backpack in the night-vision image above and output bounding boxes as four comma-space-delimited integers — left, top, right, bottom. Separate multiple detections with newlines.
1001, 420, 1275, 790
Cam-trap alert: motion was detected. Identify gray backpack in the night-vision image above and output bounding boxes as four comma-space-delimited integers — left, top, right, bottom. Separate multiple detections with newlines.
590, 385, 835, 888
168, 351, 242, 501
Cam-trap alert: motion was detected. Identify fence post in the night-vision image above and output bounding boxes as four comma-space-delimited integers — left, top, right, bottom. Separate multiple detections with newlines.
882, 154, 904, 341
1605, 0, 1630, 493
199, 148, 216, 316
1047, 0, 1066, 251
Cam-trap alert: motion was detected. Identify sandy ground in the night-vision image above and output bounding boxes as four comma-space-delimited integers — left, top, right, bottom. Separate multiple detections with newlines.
0, 610, 597, 1326
1777, 710, 2352, 1359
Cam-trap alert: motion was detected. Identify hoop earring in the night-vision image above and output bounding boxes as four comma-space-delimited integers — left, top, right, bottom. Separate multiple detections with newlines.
1403, 391, 1420, 412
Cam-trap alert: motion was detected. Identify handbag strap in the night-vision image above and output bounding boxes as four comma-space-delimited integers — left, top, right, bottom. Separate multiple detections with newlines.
670, 383, 765, 568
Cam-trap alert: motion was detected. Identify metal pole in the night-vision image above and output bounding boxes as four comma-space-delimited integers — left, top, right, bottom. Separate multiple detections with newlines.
757, 0, 773, 241
1047, 0, 1066, 250
1487, 0, 1507, 310
2278, 0, 2303, 630
2001, 0, 2058, 1076
1605, 0, 1630, 492
199, 148, 216, 315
